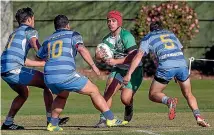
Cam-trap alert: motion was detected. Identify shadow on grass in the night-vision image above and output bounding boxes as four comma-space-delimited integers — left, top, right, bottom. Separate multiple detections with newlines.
25, 125, 181, 129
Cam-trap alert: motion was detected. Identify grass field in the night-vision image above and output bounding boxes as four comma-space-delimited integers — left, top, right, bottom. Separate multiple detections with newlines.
1, 79, 214, 135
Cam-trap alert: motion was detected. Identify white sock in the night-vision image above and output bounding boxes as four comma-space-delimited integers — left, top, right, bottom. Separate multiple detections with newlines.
162, 96, 170, 105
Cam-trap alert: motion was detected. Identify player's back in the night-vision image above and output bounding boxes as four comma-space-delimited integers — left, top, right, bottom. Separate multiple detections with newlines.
41, 29, 79, 84
1, 24, 34, 73
146, 30, 187, 69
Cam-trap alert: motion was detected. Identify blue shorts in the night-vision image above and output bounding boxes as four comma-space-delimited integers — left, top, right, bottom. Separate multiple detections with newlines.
1, 67, 36, 86
45, 72, 88, 94
155, 67, 189, 84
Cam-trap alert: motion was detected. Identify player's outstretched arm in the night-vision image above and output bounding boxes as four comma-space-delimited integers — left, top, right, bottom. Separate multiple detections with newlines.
25, 58, 45, 67
29, 37, 41, 52
77, 44, 100, 75
123, 50, 144, 85
123, 50, 138, 64
25, 38, 46, 67
105, 49, 137, 66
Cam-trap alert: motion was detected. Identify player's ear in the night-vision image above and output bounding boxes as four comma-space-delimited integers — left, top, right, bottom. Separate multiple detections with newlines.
26, 17, 33, 25
66, 23, 70, 30
26, 17, 31, 24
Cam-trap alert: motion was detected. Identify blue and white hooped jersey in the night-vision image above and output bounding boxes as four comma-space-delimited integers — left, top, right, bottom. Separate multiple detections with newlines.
37, 29, 83, 84
140, 30, 187, 69
1, 24, 38, 73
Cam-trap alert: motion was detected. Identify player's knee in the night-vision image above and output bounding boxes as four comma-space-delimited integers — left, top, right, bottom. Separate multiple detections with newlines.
88, 84, 100, 96
121, 94, 132, 105
43, 88, 52, 94
149, 93, 155, 101
19, 93, 29, 100
121, 98, 132, 106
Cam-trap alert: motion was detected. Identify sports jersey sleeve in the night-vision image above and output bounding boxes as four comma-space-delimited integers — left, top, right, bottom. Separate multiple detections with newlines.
176, 37, 183, 49
139, 38, 150, 55
25, 27, 38, 41
123, 32, 137, 52
72, 31, 84, 48
36, 41, 48, 59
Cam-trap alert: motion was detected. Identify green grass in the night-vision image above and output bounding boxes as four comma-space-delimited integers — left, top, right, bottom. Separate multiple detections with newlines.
1, 79, 214, 134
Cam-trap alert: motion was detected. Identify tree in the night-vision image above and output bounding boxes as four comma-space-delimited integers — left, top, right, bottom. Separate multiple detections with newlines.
131, 1, 200, 77
132, 1, 199, 48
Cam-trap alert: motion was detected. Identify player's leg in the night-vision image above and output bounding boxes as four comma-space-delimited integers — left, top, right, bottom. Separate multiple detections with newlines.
20, 67, 69, 125
149, 69, 178, 120
95, 74, 122, 127
104, 73, 122, 108
176, 67, 210, 127
47, 91, 69, 131
150, 68, 179, 120
27, 68, 53, 114
121, 88, 134, 122
78, 79, 128, 127
96, 76, 123, 127
1, 83, 28, 130
121, 66, 143, 122
149, 79, 168, 103
149, 79, 178, 120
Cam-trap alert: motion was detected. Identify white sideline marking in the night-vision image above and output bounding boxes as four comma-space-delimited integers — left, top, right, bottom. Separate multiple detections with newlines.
136, 130, 161, 135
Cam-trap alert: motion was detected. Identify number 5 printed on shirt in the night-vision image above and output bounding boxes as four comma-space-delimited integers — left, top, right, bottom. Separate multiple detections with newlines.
160, 34, 175, 49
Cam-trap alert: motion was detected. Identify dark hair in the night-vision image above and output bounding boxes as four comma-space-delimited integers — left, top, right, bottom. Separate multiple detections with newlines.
15, 7, 34, 25
150, 21, 163, 32
54, 15, 69, 30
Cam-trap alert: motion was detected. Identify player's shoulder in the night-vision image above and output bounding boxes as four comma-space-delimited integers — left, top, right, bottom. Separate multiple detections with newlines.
102, 33, 111, 41
24, 26, 37, 35
72, 31, 81, 37
142, 30, 170, 41
24, 26, 37, 33
141, 32, 153, 41
120, 28, 133, 37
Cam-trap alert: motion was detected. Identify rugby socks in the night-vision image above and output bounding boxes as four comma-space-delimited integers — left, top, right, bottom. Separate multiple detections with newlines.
193, 109, 201, 118
162, 96, 170, 105
102, 110, 114, 120
100, 113, 106, 120
51, 117, 59, 126
46, 112, 51, 122
4, 116, 14, 125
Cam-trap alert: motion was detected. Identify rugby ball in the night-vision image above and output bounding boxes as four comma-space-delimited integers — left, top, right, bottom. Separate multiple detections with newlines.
96, 43, 113, 59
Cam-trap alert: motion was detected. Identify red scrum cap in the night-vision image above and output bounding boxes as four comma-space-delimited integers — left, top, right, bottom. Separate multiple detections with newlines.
107, 10, 122, 26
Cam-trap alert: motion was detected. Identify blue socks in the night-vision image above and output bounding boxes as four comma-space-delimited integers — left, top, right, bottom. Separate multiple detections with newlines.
4, 116, 14, 125
51, 117, 59, 126
46, 112, 51, 122
102, 110, 114, 120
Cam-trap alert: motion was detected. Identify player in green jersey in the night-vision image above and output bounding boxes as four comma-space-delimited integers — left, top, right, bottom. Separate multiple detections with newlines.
94, 10, 143, 128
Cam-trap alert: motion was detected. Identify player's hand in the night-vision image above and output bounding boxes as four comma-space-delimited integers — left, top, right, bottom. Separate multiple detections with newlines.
91, 64, 101, 76
104, 58, 117, 66
123, 74, 131, 85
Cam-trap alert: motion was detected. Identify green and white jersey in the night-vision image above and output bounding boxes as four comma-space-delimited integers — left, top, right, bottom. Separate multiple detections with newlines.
102, 28, 142, 70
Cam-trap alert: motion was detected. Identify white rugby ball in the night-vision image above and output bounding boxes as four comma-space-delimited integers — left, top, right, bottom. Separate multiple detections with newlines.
96, 43, 113, 59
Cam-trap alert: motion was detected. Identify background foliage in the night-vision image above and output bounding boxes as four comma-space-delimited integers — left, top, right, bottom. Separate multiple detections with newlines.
131, 1, 202, 76
9, 1, 214, 75
132, 1, 200, 48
